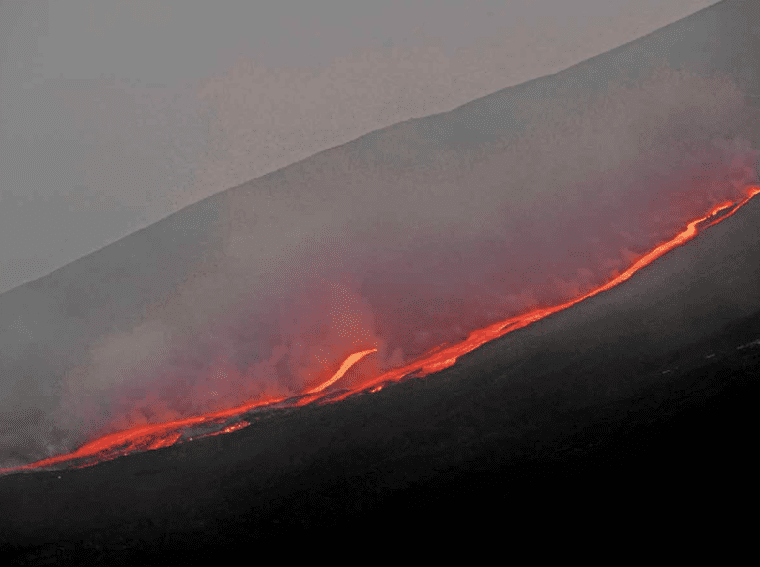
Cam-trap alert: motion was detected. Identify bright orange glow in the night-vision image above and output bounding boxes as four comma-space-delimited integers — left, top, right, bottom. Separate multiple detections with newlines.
305, 348, 378, 394
332, 185, 760, 404
1, 184, 758, 476
185, 420, 250, 442
0, 396, 281, 474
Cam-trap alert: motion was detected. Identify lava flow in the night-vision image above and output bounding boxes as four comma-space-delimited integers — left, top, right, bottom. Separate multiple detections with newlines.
304, 348, 379, 395
1, 184, 758, 476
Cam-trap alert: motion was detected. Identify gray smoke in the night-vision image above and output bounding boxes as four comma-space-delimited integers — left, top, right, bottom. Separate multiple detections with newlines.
2, 2, 760, 469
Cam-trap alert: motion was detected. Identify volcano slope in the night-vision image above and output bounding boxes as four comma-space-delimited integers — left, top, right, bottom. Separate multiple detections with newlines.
3, 187, 760, 562
2, 0, 760, 560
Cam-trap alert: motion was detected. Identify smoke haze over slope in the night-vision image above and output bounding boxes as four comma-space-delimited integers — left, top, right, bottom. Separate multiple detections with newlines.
0, 0, 759, 469
0, 0, 723, 293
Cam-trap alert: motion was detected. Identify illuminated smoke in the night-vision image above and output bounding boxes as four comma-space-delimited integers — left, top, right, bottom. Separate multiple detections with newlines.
3, 185, 758, 475
1, 55, 759, 470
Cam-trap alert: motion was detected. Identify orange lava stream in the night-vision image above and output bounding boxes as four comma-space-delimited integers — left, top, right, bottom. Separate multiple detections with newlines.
336, 185, 760, 402
1, 185, 758, 476
0, 396, 283, 475
305, 349, 378, 394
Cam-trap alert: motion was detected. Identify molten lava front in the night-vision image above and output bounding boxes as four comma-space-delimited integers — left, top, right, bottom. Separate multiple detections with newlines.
1, 184, 758, 476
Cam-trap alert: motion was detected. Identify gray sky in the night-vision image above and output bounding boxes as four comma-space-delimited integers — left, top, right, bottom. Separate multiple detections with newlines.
0, 0, 719, 292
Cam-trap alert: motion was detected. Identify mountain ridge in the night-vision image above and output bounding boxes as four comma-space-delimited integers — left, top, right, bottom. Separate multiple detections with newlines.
2, 0, 757, 298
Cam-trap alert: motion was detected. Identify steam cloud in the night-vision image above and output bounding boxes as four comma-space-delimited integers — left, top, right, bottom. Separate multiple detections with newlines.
1, 59, 759, 469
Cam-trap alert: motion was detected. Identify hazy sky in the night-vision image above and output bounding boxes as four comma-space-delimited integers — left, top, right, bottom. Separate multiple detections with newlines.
0, 0, 719, 292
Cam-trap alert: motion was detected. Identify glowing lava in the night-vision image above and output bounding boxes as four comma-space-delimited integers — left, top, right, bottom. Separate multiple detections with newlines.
0, 397, 280, 475
1, 185, 758, 476
305, 348, 378, 394
337, 185, 760, 401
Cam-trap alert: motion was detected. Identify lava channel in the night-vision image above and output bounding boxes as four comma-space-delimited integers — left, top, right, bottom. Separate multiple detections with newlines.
1, 184, 758, 476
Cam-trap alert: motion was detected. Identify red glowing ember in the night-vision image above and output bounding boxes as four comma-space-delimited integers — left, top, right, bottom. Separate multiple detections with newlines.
1, 185, 758, 476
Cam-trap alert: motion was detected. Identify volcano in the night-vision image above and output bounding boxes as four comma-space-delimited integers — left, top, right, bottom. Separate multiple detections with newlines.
2, 0, 760, 561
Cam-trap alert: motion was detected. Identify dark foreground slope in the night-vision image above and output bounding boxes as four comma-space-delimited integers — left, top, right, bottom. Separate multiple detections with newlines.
2, 156, 760, 565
